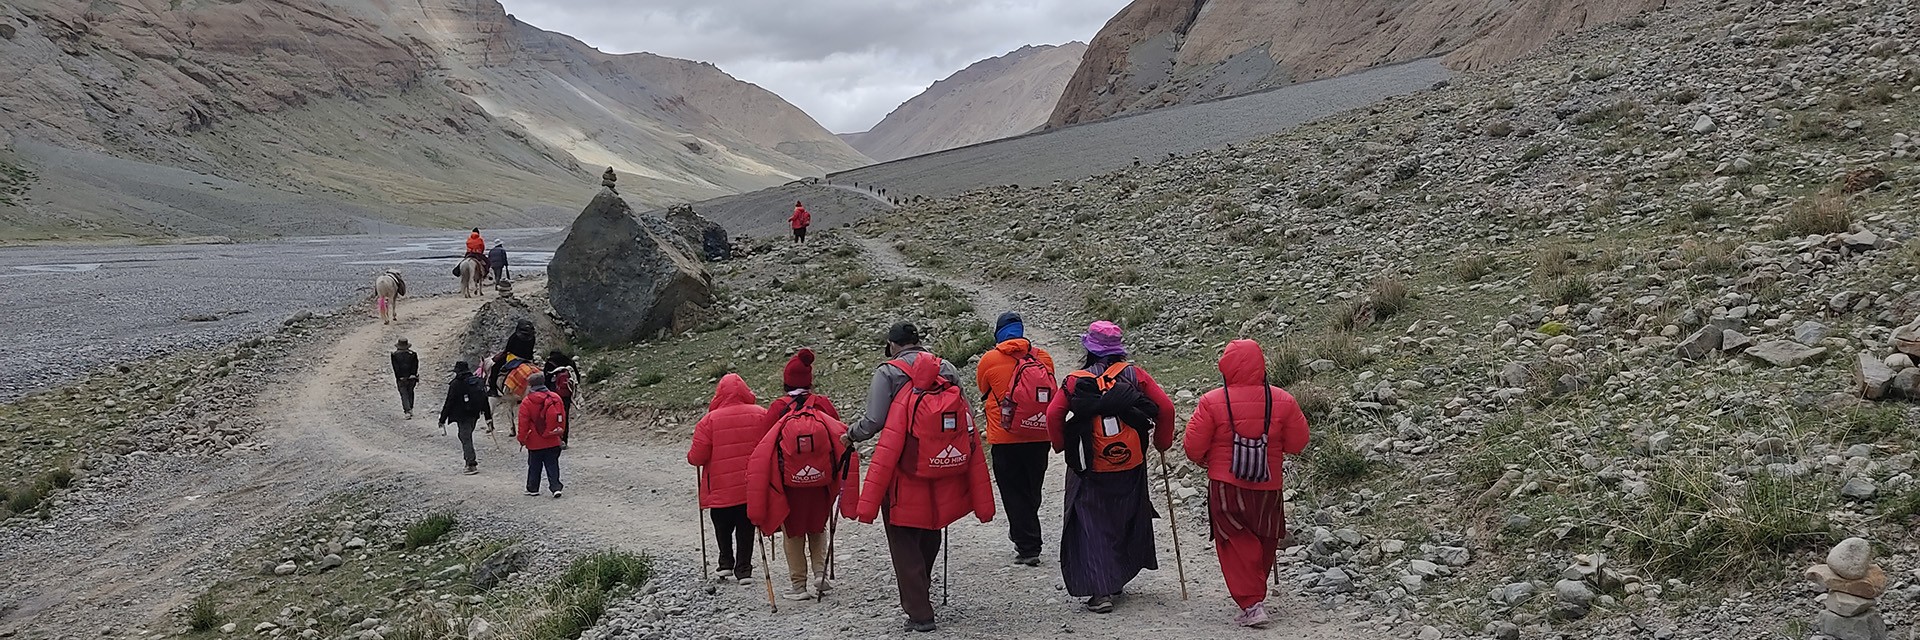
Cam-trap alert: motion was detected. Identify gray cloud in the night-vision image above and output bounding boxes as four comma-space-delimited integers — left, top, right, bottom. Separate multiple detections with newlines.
494, 0, 1131, 133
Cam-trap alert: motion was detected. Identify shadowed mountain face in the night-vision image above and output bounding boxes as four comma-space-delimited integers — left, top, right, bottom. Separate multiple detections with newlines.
0, 0, 871, 241
1049, 0, 1666, 127
844, 43, 1087, 162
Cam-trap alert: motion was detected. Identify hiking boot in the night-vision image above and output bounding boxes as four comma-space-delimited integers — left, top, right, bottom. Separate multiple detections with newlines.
1234, 602, 1270, 628
404, 411, 413, 420
524, 490, 540, 497
1085, 595, 1114, 614
462, 466, 478, 475
905, 620, 937, 633
1013, 554, 1041, 567
552, 490, 563, 499
813, 573, 832, 593
783, 586, 813, 602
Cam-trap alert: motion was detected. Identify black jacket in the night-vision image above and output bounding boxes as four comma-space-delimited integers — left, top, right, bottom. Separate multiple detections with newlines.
391, 350, 419, 381
487, 246, 508, 269
440, 373, 493, 424
502, 325, 536, 361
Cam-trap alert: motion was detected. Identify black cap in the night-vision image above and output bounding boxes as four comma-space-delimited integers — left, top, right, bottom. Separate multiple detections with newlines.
995, 312, 1022, 330
453, 361, 470, 373
886, 322, 921, 345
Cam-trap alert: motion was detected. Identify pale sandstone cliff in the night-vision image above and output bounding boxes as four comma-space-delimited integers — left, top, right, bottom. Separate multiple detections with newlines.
1049, 0, 1667, 127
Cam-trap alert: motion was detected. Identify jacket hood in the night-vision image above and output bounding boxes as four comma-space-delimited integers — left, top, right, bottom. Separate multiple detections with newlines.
1219, 339, 1268, 386
907, 352, 943, 390
994, 338, 1033, 358
709, 373, 758, 410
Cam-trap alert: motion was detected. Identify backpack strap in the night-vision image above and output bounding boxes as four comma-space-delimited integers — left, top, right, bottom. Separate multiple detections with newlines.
1095, 362, 1132, 388
1222, 376, 1274, 439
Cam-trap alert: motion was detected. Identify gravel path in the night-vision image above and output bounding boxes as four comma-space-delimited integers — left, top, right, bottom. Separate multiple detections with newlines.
0, 230, 559, 401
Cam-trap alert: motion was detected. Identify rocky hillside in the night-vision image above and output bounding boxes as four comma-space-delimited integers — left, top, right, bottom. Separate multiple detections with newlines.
0, 0, 869, 240
1048, 0, 1664, 127
844, 43, 1087, 162
613, 0, 1920, 637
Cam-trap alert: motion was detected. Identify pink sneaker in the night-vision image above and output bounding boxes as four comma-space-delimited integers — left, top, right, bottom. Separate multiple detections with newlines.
1233, 603, 1271, 628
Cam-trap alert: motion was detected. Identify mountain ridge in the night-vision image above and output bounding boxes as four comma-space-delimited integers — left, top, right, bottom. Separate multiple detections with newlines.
844, 42, 1086, 162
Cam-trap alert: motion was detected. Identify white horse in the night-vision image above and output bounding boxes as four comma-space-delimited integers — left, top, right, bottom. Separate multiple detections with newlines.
374, 270, 405, 324
456, 256, 486, 298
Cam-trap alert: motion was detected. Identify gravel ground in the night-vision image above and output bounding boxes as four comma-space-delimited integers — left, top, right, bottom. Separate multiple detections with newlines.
0, 229, 559, 401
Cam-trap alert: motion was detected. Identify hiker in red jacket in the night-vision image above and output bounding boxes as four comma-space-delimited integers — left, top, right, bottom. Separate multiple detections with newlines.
516, 372, 568, 498
849, 323, 994, 633
975, 312, 1057, 566
1184, 339, 1310, 628
789, 201, 811, 243
1044, 320, 1177, 614
748, 349, 860, 600
688, 373, 769, 581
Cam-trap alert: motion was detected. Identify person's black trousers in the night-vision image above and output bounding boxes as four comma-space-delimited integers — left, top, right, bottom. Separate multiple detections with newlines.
397, 380, 416, 413
709, 505, 755, 577
992, 442, 1050, 558
525, 446, 562, 493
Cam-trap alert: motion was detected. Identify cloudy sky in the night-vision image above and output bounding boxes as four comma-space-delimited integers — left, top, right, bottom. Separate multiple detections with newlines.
494, 1, 1132, 134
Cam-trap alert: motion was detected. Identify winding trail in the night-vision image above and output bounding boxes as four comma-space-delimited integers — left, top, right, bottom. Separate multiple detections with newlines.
2, 279, 1371, 639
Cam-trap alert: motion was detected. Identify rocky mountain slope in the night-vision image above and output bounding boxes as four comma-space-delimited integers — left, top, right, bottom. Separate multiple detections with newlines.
843, 43, 1087, 162
0, 0, 869, 241
611, 0, 1920, 637
1049, 0, 1665, 127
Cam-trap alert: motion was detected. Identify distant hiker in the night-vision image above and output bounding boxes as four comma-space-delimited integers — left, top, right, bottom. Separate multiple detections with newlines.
789, 201, 811, 243
748, 349, 859, 600
391, 338, 420, 419
1183, 339, 1310, 628
850, 323, 995, 633
438, 361, 494, 474
487, 241, 509, 282
688, 373, 770, 581
516, 372, 567, 498
1045, 320, 1176, 614
543, 351, 578, 444
488, 319, 537, 396
975, 312, 1057, 566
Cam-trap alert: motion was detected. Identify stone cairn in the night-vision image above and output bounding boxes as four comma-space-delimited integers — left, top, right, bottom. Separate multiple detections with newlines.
602, 166, 618, 192
1804, 537, 1889, 640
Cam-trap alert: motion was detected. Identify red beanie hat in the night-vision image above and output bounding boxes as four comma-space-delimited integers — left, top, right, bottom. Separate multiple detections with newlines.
782, 348, 815, 388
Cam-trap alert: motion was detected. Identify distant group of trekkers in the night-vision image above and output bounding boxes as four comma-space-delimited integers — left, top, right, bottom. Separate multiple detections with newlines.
389, 321, 579, 493
688, 314, 1311, 632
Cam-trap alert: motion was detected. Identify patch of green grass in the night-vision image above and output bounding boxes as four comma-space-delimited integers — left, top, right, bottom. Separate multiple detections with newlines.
1615, 461, 1835, 581
1829, 406, 1912, 444
1571, 100, 1644, 129
1267, 341, 1307, 387
632, 372, 665, 387
1308, 433, 1374, 487
185, 592, 223, 632
1683, 240, 1741, 274
1288, 384, 1334, 422
1370, 277, 1410, 321
1548, 276, 1594, 305
405, 513, 456, 549
1313, 333, 1372, 369
530, 551, 654, 640
1296, 185, 1343, 209
1083, 293, 1158, 330
929, 320, 994, 366
585, 360, 615, 384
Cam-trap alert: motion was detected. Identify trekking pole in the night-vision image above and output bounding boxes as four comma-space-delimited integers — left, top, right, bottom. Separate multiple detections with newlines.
827, 498, 839, 580
696, 469, 709, 578
1157, 449, 1190, 601
760, 536, 780, 613
941, 528, 950, 607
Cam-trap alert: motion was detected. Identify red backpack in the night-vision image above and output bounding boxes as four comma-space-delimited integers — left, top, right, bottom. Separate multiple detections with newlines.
889, 356, 977, 480
773, 395, 846, 489
999, 353, 1056, 436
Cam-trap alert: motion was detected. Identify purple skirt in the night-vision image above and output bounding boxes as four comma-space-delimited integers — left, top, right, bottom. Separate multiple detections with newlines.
1060, 466, 1159, 597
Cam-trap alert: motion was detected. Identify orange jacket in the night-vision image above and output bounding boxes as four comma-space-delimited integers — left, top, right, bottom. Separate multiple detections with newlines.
855, 354, 995, 529
687, 374, 767, 508
1183, 340, 1310, 491
975, 338, 1056, 444
466, 232, 485, 254
746, 393, 859, 535
515, 390, 567, 450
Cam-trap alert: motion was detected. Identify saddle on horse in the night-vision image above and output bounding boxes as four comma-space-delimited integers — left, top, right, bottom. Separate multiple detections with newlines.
386, 270, 408, 296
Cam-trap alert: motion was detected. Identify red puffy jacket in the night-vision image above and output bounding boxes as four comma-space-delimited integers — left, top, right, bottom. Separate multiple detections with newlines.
789, 205, 811, 229
1182, 340, 1310, 491
855, 355, 995, 529
747, 394, 859, 535
687, 374, 767, 509
515, 390, 567, 450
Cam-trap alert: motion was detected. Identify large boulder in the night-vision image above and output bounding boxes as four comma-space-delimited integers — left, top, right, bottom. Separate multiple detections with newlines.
666, 204, 732, 261
549, 189, 713, 347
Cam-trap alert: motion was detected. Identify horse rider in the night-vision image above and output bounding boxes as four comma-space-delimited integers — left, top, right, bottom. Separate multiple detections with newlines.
464, 228, 488, 280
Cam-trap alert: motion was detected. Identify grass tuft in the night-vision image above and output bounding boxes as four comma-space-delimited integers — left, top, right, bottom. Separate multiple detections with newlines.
1454, 254, 1496, 282
1308, 433, 1374, 487
405, 513, 457, 549
1616, 461, 1835, 581
1775, 195, 1851, 239
529, 551, 654, 640
186, 592, 223, 632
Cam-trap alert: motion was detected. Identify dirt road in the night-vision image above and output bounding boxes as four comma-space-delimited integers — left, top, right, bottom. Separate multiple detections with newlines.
1, 282, 1370, 638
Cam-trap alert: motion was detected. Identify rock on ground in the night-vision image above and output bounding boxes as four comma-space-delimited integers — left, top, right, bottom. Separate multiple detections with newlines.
549, 188, 714, 347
